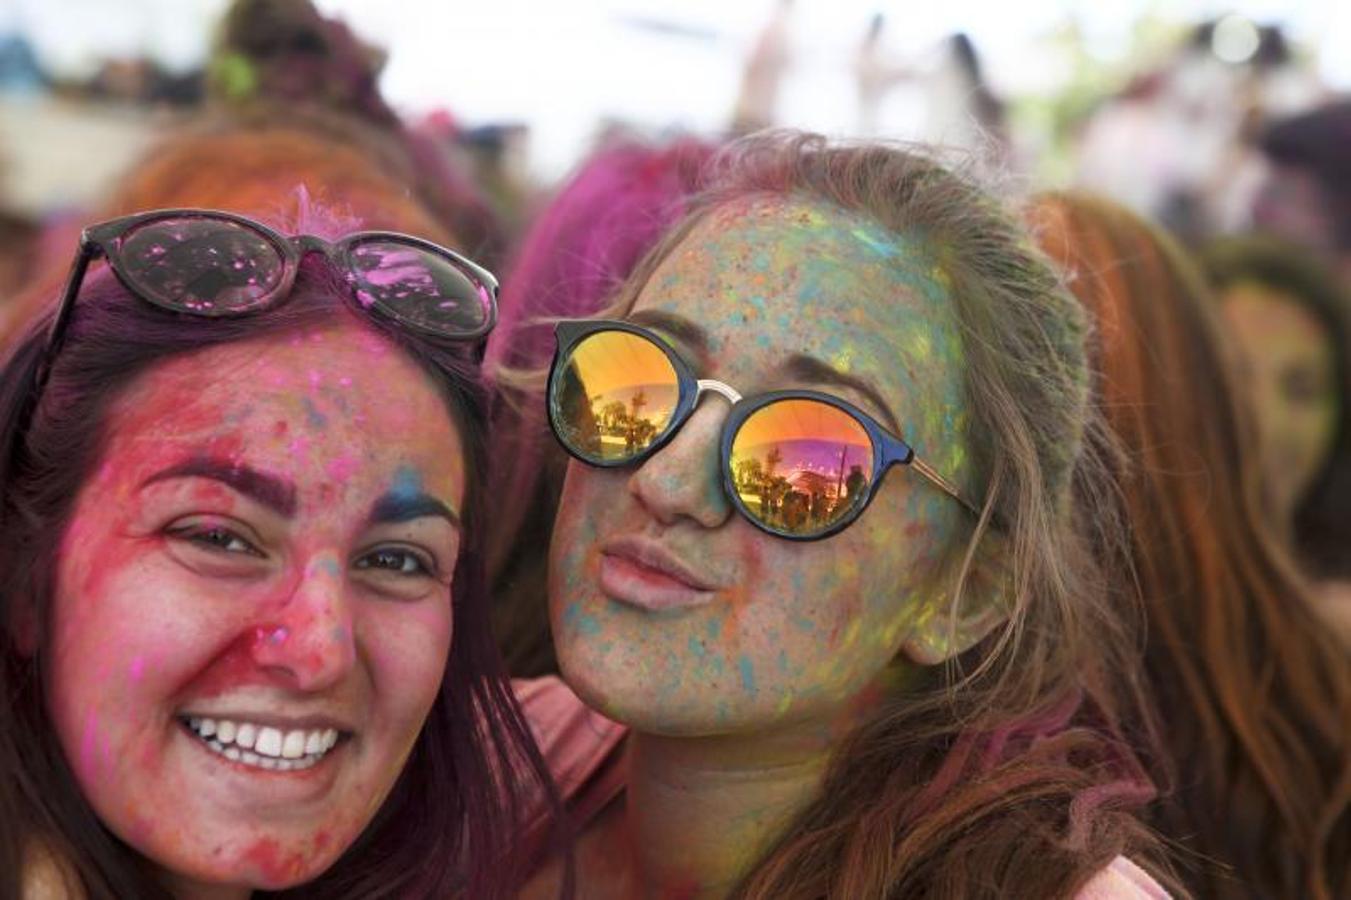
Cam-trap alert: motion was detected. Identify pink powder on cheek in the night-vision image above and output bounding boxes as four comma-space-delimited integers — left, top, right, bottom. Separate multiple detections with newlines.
325, 453, 360, 482
77, 711, 114, 781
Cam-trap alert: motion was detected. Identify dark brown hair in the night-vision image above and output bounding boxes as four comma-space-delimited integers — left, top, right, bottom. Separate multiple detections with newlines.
0, 238, 559, 898
1029, 193, 1351, 899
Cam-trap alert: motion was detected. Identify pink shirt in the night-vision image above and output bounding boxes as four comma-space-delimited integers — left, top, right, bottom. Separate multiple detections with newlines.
517, 677, 1171, 899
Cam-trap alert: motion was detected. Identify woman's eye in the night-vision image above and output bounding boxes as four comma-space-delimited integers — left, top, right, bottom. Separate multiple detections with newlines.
355, 548, 434, 577
169, 523, 262, 557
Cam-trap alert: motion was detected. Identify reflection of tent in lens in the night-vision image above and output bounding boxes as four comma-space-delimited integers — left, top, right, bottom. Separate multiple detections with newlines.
786, 469, 834, 496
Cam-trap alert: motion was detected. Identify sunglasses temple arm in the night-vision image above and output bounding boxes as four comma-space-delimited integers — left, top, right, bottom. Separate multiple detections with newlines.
911, 456, 982, 518
43, 242, 97, 372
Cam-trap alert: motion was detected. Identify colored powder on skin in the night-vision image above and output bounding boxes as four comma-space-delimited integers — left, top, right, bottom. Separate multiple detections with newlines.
325, 453, 360, 482
390, 464, 423, 502
562, 602, 601, 637
738, 654, 757, 694
301, 397, 328, 430
313, 557, 342, 578
128, 655, 146, 682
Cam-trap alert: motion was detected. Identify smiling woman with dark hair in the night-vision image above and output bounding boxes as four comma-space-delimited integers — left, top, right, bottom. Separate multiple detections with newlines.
0, 206, 557, 899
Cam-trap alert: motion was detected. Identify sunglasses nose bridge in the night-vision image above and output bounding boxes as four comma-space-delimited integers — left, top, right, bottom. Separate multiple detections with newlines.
289, 234, 336, 259
694, 379, 742, 406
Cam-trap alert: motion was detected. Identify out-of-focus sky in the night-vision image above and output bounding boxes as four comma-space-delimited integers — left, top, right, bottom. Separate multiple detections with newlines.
3, 0, 1347, 178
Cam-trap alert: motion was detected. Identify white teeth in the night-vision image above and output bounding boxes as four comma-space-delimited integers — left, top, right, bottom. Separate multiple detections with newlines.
255, 727, 283, 757
185, 716, 340, 770
281, 730, 306, 759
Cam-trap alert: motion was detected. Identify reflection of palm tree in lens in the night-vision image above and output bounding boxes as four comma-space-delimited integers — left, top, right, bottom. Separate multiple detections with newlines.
559, 364, 601, 454
625, 389, 650, 454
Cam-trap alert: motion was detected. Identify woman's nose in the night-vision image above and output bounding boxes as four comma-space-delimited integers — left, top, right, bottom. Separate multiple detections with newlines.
627, 395, 734, 529
249, 554, 357, 692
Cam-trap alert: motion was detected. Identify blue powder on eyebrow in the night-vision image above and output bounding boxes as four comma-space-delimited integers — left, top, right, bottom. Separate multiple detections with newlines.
390, 464, 423, 500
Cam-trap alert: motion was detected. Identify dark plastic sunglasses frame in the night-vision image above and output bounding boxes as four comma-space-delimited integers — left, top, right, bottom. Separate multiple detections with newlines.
548, 319, 981, 541
39, 207, 499, 383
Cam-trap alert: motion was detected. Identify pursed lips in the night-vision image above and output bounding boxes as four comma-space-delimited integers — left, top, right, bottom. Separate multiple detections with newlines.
597, 535, 726, 611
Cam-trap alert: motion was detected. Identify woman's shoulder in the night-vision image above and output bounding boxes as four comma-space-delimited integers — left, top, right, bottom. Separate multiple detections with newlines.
1075, 857, 1171, 900
513, 676, 627, 802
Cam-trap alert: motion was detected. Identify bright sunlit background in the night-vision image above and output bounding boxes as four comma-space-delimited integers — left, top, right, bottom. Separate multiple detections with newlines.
3, 0, 1348, 180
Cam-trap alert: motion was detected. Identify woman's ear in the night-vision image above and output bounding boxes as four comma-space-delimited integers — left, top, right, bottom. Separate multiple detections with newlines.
899, 527, 1012, 666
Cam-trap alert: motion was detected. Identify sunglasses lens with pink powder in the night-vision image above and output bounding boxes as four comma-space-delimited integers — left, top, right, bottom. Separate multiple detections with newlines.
349, 238, 492, 336
117, 216, 286, 314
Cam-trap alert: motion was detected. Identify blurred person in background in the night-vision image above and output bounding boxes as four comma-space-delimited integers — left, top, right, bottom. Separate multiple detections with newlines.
1202, 235, 1351, 643
1076, 19, 1321, 242
1030, 193, 1350, 900
522, 132, 1174, 899
206, 0, 505, 263
485, 136, 717, 678
1253, 100, 1351, 288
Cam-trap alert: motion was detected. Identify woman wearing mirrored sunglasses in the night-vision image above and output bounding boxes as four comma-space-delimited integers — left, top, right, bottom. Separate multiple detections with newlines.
0, 205, 560, 899
520, 132, 1177, 899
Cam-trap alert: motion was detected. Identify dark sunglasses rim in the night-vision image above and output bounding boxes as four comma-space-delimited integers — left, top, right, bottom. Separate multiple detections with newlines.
84, 208, 500, 339
547, 318, 922, 541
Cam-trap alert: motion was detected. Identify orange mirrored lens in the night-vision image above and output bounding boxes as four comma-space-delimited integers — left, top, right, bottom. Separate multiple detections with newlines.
551, 329, 680, 462
729, 399, 874, 535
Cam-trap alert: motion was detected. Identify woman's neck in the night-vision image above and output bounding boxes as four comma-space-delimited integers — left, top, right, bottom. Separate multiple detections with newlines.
614, 680, 892, 900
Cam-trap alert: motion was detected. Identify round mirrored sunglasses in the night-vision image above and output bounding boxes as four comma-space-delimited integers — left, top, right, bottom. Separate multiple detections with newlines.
547, 319, 980, 541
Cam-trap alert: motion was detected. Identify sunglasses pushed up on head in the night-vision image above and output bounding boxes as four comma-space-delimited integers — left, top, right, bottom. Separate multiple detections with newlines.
17, 208, 499, 440
547, 319, 981, 541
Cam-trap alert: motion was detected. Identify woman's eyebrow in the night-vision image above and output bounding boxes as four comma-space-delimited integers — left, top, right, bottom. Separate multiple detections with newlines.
366, 492, 461, 530
626, 309, 709, 361
782, 353, 903, 435
141, 458, 297, 517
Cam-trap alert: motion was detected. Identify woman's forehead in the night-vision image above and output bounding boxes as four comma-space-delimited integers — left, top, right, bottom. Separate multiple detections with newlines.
633, 196, 971, 475
98, 326, 466, 500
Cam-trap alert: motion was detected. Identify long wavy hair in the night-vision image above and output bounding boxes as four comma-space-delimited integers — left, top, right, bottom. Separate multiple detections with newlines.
534, 132, 1172, 899
0, 213, 561, 899
1201, 234, 1351, 580
1028, 193, 1351, 899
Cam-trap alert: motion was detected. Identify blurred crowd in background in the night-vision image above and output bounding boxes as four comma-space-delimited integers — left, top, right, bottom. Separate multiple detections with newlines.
1, 1, 1349, 277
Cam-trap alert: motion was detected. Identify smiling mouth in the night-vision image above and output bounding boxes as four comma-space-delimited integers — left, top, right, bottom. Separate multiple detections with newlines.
179, 717, 343, 772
